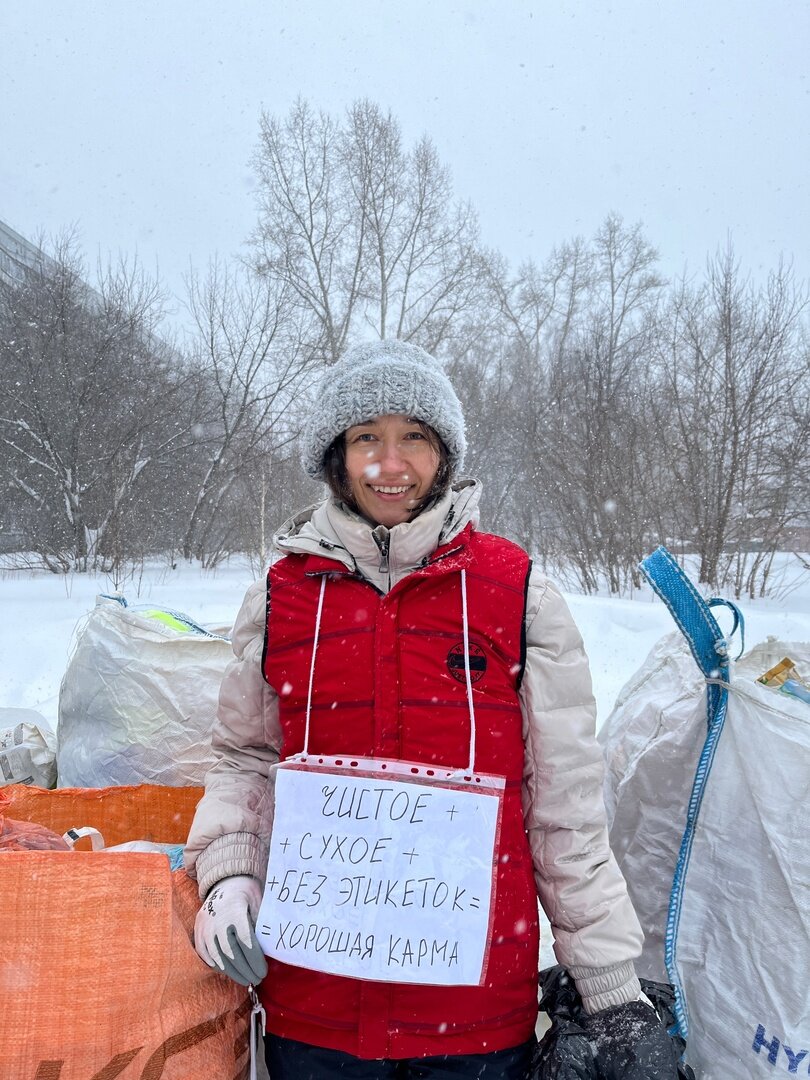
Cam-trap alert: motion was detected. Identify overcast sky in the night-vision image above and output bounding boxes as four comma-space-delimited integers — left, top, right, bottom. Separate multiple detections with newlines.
2, 2, 808, 319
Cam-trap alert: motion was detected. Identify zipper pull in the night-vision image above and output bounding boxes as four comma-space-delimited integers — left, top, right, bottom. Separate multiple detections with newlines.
248, 984, 266, 1080
371, 525, 390, 575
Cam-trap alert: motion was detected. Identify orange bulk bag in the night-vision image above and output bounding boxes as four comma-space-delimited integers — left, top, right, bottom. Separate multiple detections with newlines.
0, 786, 251, 1080
0, 782, 203, 848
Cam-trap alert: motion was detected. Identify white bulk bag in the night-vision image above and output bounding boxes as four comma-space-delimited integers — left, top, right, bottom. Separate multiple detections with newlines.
674, 655, 809, 1079
598, 632, 706, 983
57, 596, 232, 787
602, 547, 810, 1080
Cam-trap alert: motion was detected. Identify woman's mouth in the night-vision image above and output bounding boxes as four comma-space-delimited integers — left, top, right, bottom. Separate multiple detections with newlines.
369, 484, 413, 499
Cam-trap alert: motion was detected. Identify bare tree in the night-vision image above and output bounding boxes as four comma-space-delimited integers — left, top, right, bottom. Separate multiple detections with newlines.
568, 216, 665, 591
181, 259, 315, 564
251, 100, 361, 363
344, 100, 485, 349
655, 247, 808, 593
488, 216, 665, 592
494, 236, 593, 368
250, 98, 486, 360
452, 239, 595, 557
0, 238, 192, 571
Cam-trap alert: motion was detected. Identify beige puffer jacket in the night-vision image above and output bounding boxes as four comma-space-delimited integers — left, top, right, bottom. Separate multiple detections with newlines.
185, 480, 643, 1012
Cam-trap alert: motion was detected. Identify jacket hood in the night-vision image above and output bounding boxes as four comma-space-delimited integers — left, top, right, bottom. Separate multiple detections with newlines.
273, 479, 482, 585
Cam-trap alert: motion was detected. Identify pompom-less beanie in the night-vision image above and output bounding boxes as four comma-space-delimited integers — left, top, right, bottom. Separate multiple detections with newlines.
302, 340, 467, 480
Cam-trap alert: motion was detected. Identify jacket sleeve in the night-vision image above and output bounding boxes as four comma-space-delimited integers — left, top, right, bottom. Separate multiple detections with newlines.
184, 576, 282, 898
519, 567, 643, 1013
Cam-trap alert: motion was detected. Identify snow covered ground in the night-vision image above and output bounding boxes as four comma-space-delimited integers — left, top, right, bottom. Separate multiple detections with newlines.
1, 552, 808, 732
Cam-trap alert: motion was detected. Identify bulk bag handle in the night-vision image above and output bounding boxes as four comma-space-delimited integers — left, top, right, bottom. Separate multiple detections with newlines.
638, 546, 745, 1039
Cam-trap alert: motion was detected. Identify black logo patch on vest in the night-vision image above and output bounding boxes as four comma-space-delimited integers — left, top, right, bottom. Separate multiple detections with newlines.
446, 641, 487, 684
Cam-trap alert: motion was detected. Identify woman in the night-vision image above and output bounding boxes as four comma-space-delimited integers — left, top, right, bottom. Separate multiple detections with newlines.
185, 341, 667, 1079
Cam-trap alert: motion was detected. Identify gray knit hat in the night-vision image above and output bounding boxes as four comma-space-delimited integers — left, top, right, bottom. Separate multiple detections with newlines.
303, 340, 466, 480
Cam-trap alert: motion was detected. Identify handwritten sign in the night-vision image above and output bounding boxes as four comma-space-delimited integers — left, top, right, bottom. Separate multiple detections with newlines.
256, 758, 503, 986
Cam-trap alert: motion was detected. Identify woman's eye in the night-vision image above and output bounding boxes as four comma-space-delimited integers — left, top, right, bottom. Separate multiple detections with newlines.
404, 431, 425, 440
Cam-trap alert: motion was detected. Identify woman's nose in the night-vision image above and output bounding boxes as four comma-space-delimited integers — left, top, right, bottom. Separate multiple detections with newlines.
378, 440, 407, 472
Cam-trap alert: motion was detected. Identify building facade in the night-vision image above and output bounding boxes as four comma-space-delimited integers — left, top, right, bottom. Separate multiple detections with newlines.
0, 219, 50, 288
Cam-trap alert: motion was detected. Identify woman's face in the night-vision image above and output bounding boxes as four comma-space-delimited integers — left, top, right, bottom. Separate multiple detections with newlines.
343, 414, 441, 528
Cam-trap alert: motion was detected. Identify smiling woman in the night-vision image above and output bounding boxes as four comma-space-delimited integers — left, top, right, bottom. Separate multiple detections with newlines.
184, 339, 675, 1080
343, 415, 441, 527
334, 415, 442, 528
314, 344, 460, 535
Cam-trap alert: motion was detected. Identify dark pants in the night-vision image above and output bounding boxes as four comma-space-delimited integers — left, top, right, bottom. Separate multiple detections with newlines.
265, 1034, 535, 1079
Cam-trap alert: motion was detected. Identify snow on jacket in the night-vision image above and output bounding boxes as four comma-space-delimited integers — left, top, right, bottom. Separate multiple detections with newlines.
184, 480, 643, 1052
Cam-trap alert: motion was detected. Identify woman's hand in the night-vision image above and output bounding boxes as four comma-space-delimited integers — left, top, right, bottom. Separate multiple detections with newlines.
194, 874, 268, 986
581, 997, 681, 1078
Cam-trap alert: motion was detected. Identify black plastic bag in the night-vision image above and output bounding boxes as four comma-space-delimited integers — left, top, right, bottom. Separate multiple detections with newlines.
531, 966, 694, 1080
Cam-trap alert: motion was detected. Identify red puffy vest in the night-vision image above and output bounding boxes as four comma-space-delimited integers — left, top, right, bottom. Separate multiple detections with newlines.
261, 524, 539, 1059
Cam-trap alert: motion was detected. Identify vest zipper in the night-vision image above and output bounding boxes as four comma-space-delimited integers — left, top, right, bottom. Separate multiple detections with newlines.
371, 525, 390, 578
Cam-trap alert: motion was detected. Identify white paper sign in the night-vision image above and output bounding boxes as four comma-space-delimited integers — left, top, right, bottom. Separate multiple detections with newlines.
256, 758, 503, 986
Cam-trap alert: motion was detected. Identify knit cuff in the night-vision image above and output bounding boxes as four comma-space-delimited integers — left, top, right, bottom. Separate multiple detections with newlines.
192, 831, 267, 899
567, 960, 642, 1015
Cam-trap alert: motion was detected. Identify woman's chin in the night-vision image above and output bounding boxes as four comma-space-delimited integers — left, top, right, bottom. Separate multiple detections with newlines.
361, 493, 420, 527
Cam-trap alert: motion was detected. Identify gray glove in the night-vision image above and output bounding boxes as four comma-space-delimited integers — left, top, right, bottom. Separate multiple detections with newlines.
194, 874, 268, 986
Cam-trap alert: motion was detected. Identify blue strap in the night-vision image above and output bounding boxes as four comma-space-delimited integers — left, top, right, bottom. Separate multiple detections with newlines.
661, 691, 729, 1039
640, 547, 729, 683
98, 593, 127, 607
638, 547, 745, 1040
640, 547, 739, 730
